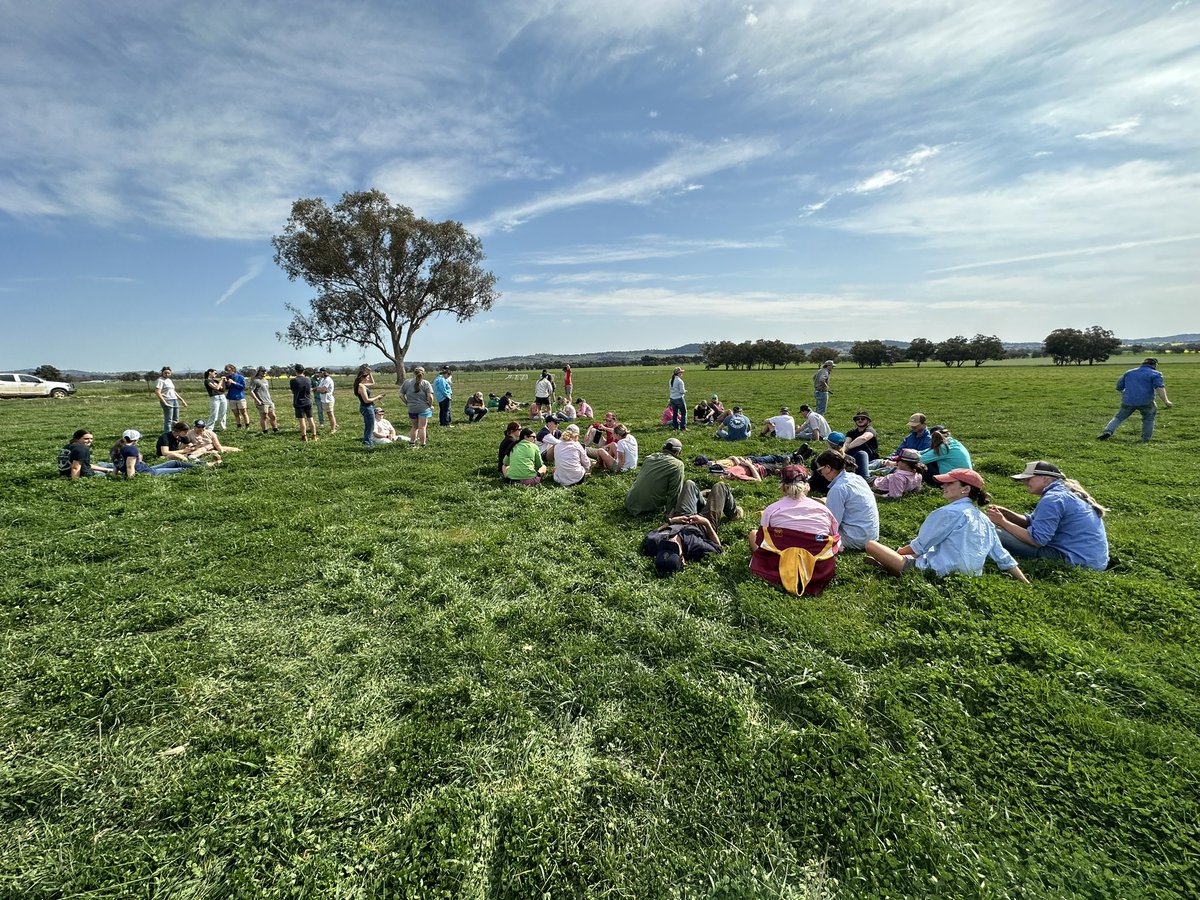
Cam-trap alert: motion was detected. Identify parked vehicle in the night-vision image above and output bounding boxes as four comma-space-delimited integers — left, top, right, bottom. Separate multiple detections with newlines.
0, 373, 77, 398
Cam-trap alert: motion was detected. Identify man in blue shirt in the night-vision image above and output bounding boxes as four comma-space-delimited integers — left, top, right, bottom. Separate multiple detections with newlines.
223, 363, 251, 429
1099, 357, 1172, 442
986, 460, 1109, 571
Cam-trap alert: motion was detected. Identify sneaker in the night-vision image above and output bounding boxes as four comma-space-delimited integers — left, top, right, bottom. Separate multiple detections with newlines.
732, 506, 745, 521
1097, 432, 1111, 441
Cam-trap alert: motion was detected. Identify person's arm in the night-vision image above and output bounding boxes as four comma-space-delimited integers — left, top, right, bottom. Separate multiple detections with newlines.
154, 381, 167, 403
209, 431, 224, 452
1006, 565, 1031, 584
1156, 386, 1172, 407
688, 515, 721, 548
845, 429, 874, 451
986, 506, 1037, 547
69, 459, 83, 480
124, 453, 137, 478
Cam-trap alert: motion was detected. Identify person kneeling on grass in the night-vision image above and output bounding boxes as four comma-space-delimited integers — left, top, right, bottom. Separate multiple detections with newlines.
503, 428, 546, 485
749, 464, 840, 595
864, 468, 1030, 583
985, 460, 1110, 571
640, 481, 738, 576
110, 430, 201, 477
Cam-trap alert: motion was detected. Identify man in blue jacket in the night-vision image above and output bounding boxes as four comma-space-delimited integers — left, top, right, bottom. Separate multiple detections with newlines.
1098, 358, 1172, 442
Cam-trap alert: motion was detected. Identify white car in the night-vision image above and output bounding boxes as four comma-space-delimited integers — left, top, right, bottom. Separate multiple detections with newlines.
0, 373, 77, 399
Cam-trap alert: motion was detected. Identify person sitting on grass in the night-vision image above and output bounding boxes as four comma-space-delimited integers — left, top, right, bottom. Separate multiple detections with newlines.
708, 394, 726, 420
187, 419, 241, 462
58, 429, 114, 479
985, 460, 1110, 571
693, 398, 714, 425
372, 405, 399, 443
871, 448, 925, 498
585, 411, 620, 448
110, 430, 200, 477
640, 481, 738, 576
552, 425, 593, 486
795, 404, 830, 441
557, 398, 577, 421
715, 406, 752, 440
156, 421, 200, 462
761, 407, 796, 440
608, 424, 638, 472
502, 427, 546, 485
811, 449, 879, 551
625, 437, 687, 515
748, 464, 841, 596
575, 397, 594, 419
918, 424, 972, 485
871, 413, 932, 474
497, 421, 521, 474
497, 391, 522, 413
864, 468, 1029, 583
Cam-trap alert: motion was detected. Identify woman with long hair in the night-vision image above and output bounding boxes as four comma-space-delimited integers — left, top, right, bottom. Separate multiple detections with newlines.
865, 469, 1029, 582
985, 461, 1109, 570
204, 368, 228, 431
400, 366, 435, 448
353, 365, 377, 446
918, 424, 972, 484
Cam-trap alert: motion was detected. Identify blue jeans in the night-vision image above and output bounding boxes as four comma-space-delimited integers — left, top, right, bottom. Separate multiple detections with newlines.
814, 391, 829, 415
360, 403, 376, 445
669, 398, 687, 430
998, 530, 1070, 562
1104, 403, 1156, 441
465, 406, 487, 422
161, 400, 180, 434
208, 394, 228, 430
146, 459, 195, 475
315, 399, 325, 425
850, 450, 871, 481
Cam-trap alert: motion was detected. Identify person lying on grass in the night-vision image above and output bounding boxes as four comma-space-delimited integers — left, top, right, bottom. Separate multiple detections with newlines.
640, 482, 739, 576
864, 468, 1030, 583
985, 460, 1110, 571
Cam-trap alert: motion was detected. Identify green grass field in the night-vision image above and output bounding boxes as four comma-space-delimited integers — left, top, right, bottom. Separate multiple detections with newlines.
2, 358, 1198, 898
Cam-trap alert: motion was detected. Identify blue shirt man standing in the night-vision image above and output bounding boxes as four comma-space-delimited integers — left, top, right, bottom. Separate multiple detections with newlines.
1099, 357, 1172, 442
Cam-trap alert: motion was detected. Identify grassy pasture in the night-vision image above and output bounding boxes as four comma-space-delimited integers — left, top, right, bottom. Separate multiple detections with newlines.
2, 359, 1198, 898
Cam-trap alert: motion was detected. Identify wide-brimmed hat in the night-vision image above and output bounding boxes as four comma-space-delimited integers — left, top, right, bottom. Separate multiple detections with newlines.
898, 448, 921, 464
1011, 461, 1064, 481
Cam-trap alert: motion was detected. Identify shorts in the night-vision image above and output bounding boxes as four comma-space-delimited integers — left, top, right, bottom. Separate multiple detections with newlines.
321, 396, 335, 407
294, 403, 314, 419
257, 401, 276, 411
229, 399, 248, 410
411, 409, 433, 421
535, 396, 550, 406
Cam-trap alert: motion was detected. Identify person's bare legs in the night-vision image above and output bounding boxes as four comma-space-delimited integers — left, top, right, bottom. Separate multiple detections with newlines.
327, 407, 338, 433
864, 540, 908, 576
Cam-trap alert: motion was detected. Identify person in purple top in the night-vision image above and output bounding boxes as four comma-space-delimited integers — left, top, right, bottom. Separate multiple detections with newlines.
1098, 357, 1173, 442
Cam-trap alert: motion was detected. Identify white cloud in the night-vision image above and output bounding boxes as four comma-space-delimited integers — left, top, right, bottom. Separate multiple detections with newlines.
471, 138, 778, 233
522, 235, 783, 266
1076, 117, 1141, 140
216, 257, 268, 306
851, 169, 908, 194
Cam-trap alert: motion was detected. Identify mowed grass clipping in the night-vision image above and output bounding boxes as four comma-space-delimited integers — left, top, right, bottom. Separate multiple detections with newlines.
1, 359, 1198, 898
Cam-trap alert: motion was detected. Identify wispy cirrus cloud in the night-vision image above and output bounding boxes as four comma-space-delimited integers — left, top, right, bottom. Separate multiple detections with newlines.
522, 235, 783, 266
1076, 117, 1142, 140
215, 257, 267, 306
471, 138, 778, 233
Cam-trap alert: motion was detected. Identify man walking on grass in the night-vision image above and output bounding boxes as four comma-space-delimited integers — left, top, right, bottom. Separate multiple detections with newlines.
813, 359, 835, 415
1099, 357, 1173, 443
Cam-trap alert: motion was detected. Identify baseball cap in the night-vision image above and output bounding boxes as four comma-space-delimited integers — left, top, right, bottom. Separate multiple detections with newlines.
929, 424, 948, 434
122, 429, 141, 441
663, 437, 683, 453
565, 424, 580, 435
654, 544, 684, 576
823, 359, 836, 367
781, 464, 808, 484
907, 413, 926, 426
194, 419, 207, 429
827, 431, 846, 446
1011, 461, 1064, 481
933, 468, 984, 489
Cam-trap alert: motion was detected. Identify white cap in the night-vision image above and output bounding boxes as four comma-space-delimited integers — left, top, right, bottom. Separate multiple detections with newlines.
123, 429, 141, 441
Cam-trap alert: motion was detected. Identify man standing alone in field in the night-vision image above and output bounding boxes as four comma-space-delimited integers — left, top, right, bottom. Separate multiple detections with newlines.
813, 360, 835, 415
1098, 357, 1172, 442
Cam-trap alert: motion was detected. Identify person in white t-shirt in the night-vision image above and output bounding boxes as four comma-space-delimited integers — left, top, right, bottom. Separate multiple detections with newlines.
761, 407, 796, 440
372, 406, 398, 443
611, 424, 639, 472
316, 369, 338, 434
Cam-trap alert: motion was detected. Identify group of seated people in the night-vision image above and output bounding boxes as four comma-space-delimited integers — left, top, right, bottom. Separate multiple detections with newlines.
498, 412, 639, 487
58, 424, 238, 479
621, 428, 1110, 589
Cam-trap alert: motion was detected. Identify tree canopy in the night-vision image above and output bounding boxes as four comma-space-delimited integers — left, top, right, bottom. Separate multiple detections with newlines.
274, 190, 498, 381
1042, 326, 1121, 365
33, 364, 63, 381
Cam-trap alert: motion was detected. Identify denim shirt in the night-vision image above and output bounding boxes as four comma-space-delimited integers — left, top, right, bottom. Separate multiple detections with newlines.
1115, 364, 1164, 407
1027, 481, 1109, 571
826, 471, 880, 550
910, 498, 1018, 576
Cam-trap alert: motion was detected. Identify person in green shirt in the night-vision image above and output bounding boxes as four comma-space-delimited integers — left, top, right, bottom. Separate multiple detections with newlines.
625, 438, 686, 515
502, 428, 546, 485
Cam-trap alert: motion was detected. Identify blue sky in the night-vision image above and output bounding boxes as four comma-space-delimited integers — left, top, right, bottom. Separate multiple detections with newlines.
2, 1, 1198, 372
